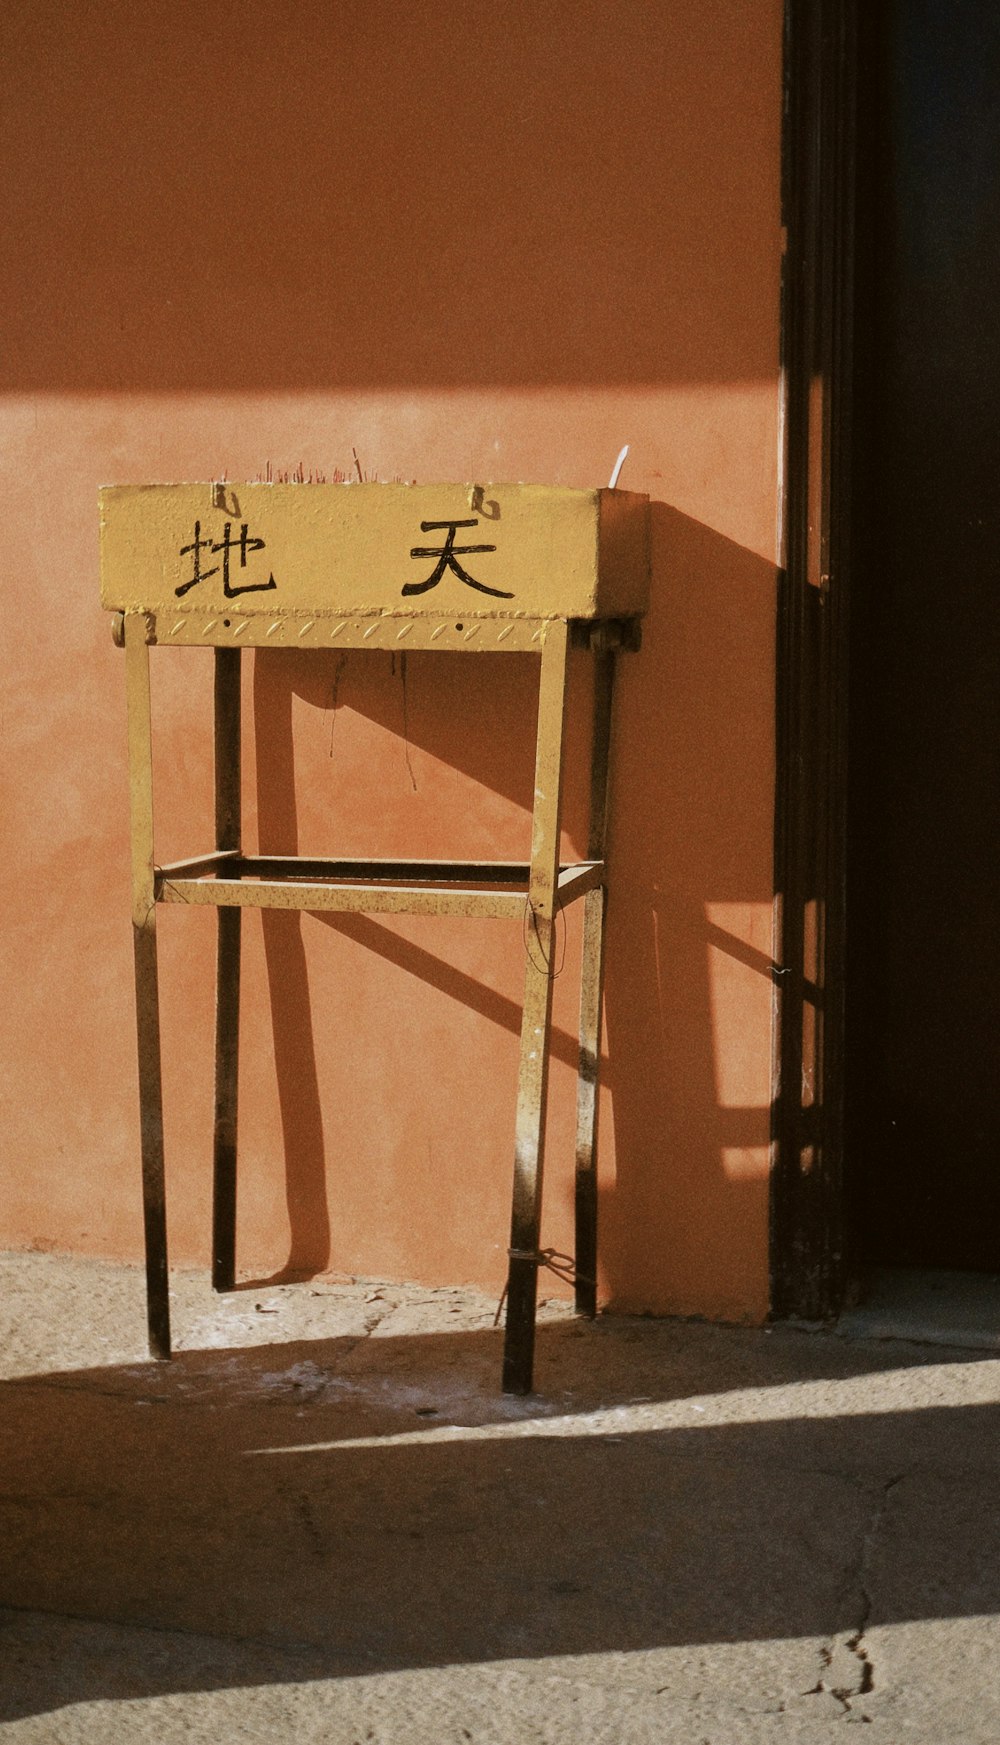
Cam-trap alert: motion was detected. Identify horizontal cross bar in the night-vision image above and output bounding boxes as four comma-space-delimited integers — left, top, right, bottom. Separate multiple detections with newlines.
556, 862, 605, 903
158, 877, 528, 918
154, 857, 604, 916
155, 848, 239, 879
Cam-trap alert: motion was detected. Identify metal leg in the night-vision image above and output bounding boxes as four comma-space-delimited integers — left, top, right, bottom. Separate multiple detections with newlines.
212, 649, 241, 1292
574, 650, 615, 1317
502, 619, 570, 1394
124, 614, 170, 1359
574, 886, 605, 1316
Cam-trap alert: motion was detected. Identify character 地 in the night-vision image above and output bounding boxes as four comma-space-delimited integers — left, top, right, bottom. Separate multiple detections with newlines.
175, 521, 277, 599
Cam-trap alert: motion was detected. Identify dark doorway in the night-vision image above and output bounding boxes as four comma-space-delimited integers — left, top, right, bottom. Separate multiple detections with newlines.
846, 1, 1000, 1269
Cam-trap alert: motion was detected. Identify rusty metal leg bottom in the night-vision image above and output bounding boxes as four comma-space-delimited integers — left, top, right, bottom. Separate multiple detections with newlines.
212, 906, 240, 1291
125, 613, 170, 1359
503, 1251, 542, 1394
133, 915, 170, 1359
503, 912, 561, 1394
574, 883, 606, 1318
502, 620, 569, 1395
573, 647, 614, 1319
211, 646, 242, 1291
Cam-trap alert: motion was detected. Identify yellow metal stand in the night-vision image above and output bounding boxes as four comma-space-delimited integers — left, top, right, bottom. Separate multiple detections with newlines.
106, 482, 648, 1393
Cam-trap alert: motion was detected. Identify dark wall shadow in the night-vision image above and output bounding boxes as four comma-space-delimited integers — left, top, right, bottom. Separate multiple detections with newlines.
2, 1322, 999, 1720
845, 1, 1000, 1271
1, 2, 779, 391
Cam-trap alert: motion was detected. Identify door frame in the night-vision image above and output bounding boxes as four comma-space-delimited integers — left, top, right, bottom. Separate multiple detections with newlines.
770, 0, 862, 1317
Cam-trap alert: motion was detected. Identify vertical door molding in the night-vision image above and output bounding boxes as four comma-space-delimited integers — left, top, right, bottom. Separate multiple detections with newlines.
771, 0, 860, 1317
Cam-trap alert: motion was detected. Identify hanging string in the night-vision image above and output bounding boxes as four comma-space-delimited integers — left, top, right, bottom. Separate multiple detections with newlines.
521, 896, 566, 978
493, 1248, 595, 1326
400, 651, 418, 792
327, 653, 349, 756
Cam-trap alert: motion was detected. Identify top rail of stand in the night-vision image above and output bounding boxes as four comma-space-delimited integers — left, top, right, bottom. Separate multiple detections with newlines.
100, 481, 650, 627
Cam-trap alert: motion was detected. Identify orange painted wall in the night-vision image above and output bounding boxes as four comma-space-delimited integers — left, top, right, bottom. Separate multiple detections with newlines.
0, 0, 782, 1321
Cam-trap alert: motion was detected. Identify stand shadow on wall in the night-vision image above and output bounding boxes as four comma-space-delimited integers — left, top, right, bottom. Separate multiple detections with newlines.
250, 506, 776, 1315
248, 669, 331, 1283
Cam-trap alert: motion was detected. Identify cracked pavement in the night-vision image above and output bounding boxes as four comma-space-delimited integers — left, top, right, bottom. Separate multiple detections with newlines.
2, 1254, 1000, 1742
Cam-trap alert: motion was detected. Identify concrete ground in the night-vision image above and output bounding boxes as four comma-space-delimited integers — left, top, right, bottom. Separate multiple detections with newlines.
2, 1253, 1000, 1743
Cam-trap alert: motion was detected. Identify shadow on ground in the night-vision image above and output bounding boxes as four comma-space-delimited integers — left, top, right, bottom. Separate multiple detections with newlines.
3, 1304, 1000, 1723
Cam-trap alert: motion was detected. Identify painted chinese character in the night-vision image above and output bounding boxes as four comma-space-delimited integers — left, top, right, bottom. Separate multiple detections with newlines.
176, 521, 277, 599
402, 519, 512, 599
